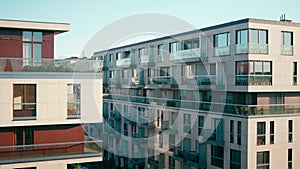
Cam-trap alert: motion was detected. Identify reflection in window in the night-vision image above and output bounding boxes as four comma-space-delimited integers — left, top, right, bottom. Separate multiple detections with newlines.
13, 84, 36, 120
236, 29, 268, 54
67, 84, 81, 118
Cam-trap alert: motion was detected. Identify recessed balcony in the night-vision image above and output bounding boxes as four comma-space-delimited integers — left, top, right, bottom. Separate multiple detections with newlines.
170, 48, 207, 62
116, 58, 134, 68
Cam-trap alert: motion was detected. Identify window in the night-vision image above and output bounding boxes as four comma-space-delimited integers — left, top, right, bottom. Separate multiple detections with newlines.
198, 116, 204, 135
230, 120, 234, 143
236, 29, 248, 45
211, 145, 224, 168
169, 42, 178, 53
210, 64, 216, 75
281, 31, 293, 55
109, 70, 114, 79
22, 31, 43, 66
67, 84, 81, 118
13, 84, 36, 120
183, 138, 191, 151
183, 39, 199, 50
139, 48, 146, 57
236, 61, 272, 86
293, 62, 297, 85
124, 51, 130, 58
157, 44, 164, 62
159, 131, 163, 148
270, 121, 274, 144
213, 32, 230, 56
288, 120, 293, 142
124, 123, 128, 136
169, 156, 175, 169
288, 149, 292, 169
236, 29, 268, 54
109, 54, 114, 62
257, 122, 266, 145
169, 134, 175, 151
237, 121, 241, 145
131, 124, 137, 137
183, 114, 191, 133
15, 128, 34, 146
159, 67, 170, 77
257, 151, 269, 169
116, 52, 121, 60
230, 149, 241, 169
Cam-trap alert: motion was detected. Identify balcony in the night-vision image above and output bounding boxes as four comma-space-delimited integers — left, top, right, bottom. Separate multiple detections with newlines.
0, 140, 102, 164
0, 58, 102, 73
116, 58, 134, 68
170, 48, 207, 63
104, 95, 300, 116
213, 46, 230, 56
235, 44, 269, 54
281, 45, 293, 56
140, 55, 154, 66
235, 75, 272, 86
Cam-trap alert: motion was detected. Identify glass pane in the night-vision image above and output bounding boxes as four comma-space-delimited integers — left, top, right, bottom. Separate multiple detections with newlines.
25, 84, 36, 103
263, 62, 271, 75
250, 30, 258, 43
23, 43, 32, 60
259, 30, 267, 44
241, 30, 248, 44
257, 122, 265, 135
23, 31, 32, 41
33, 32, 42, 42
250, 61, 254, 75
255, 62, 263, 75
25, 128, 33, 145
210, 64, 216, 75
34, 44, 42, 60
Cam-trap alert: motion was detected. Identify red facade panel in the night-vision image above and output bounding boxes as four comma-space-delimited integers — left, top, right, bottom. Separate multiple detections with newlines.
0, 30, 22, 58
42, 32, 54, 59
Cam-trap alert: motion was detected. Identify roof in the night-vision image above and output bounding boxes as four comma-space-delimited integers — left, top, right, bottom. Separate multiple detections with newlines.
0, 19, 70, 34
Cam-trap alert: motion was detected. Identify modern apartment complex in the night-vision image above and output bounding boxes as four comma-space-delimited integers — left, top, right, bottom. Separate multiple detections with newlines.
0, 19, 103, 169
94, 18, 300, 169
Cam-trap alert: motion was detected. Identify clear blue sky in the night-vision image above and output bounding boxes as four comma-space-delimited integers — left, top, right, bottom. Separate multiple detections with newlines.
0, 0, 298, 58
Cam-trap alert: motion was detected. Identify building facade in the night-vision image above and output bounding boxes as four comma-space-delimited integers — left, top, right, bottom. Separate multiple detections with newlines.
95, 18, 300, 169
0, 19, 103, 169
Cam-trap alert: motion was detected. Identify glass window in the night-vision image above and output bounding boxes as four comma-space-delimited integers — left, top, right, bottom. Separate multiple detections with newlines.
257, 151, 269, 169
237, 121, 241, 145
270, 121, 274, 144
67, 84, 81, 118
169, 42, 178, 53
33, 44, 42, 61
198, 116, 204, 135
15, 128, 34, 146
250, 29, 268, 44
259, 30, 267, 44
214, 32, 230, 47
263, 62, 271, 75
230, 149, 241, 169
288, 149, 292, 169
210, 64, 216, 75
257, 122, 266, 145
250, 30, 259, 43
23, 31, 32, 41
33, 32, 42, 42
139, 48, 145, 57
211, 145, 224, 168
282, 32, 293, 46
13, 84, 36, 120
236, 29, 248, 44
255, 62, 263, 75
183, 114, 191, 133
230, 120, 234, 143
289, 120, 293, 142
23, 43, 32, 65
236, 61, 248, 75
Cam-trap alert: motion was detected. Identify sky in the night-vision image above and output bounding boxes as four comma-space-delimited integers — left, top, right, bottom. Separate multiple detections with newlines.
0, 0, 299, 58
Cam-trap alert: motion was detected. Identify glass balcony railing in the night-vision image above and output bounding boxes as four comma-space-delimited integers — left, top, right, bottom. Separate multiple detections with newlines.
170, 48, 207, 62
213, 46, 230, 56
116, 58, 131, 67
0, 58, 102, 73
235, 44, 269, 54
149, 76, 171, 85
140, 55, 153, 64
281, 45, 293, 56
235, 75, 272, 85
104, 94, 300, 116
0, 140, 102, 164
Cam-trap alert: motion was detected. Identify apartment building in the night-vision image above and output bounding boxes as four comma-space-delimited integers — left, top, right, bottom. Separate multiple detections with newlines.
0, 19, 103, 169
94, 18, 300, 169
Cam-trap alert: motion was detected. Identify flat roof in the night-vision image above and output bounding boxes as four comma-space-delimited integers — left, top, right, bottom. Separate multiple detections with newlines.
0, 19, 70, 34
95, 18, 300, 54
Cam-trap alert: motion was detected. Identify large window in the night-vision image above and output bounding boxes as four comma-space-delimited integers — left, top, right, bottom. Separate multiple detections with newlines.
230, 120, 234, 143
13, 84, 36, 120
257, 122, 266, 145
230, 149, 241, 169
270, 121, 274, 144
183, 114, 191, 133
237, 121, 242, 145
213, 32, 230, 56
288, 149, 292, 169
157, 44, 164, 62
211, 145, 224, 168
67, 84, 81, 118
169, 42, 178, 53
22, 31, 42, 66
281, 31, 293, 55
257, 151, 269, 169
236, 61, 272, 85
236, 29, 268, 54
